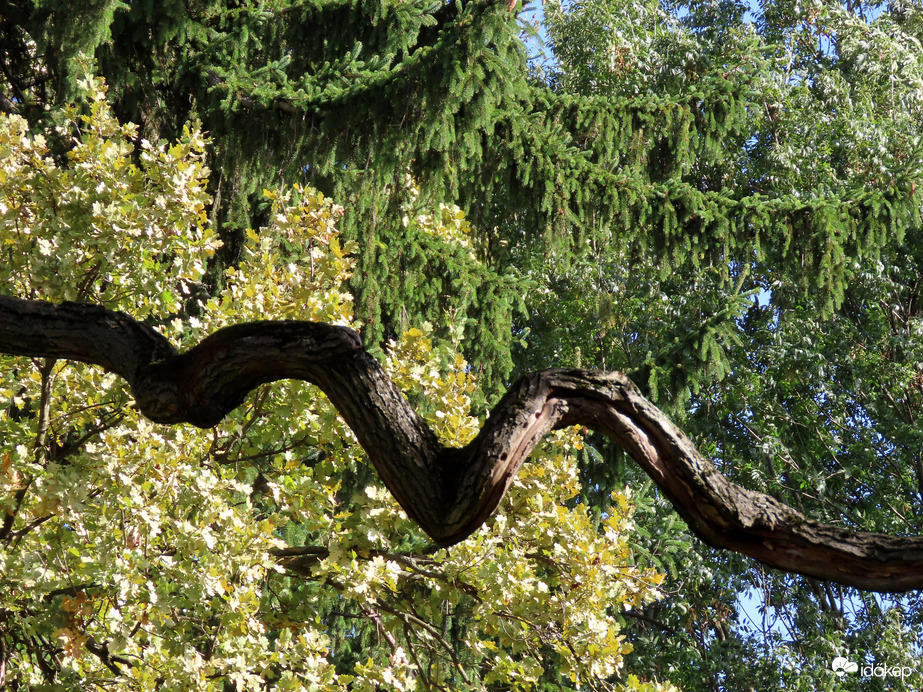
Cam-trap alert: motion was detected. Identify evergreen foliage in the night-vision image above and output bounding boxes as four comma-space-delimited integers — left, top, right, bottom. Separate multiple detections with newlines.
5, 0, 921, 392
3, 0, 535, 392
2, 0, 923, 688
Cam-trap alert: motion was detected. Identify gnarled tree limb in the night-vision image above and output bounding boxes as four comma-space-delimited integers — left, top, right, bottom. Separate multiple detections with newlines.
2, 294, 922, 591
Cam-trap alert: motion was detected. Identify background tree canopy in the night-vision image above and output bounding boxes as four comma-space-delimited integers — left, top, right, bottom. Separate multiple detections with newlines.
1, 0, 922, 690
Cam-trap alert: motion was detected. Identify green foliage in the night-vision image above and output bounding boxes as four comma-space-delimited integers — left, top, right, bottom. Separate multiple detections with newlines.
3, 0, 534, 393
6, 0, 921, 396
0, 81, 675, 691
3, 0, 923, 688
0, 76, 218, 310
522, 1, 923, 689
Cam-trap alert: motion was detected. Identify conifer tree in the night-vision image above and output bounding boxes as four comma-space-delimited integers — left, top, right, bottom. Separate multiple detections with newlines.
2, 0, 923, 689
4, 0, 919, 390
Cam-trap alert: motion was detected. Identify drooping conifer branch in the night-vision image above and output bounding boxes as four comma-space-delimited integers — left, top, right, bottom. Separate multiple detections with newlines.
2, 293, 922, 592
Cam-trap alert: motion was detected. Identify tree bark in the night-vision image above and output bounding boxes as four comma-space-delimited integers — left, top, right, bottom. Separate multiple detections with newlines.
2, 294, 922, 592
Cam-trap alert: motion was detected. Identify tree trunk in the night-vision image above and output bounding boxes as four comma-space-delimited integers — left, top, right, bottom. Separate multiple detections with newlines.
2, 294, 922, 592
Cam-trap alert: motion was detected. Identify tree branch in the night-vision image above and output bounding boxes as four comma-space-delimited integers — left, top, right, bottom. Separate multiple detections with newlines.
2, 294, 922, 591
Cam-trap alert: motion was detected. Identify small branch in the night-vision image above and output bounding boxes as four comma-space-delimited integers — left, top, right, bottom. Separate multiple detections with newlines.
34, 358, 56, 457
42, 583, 100, 600
10, 513, 54, 546
84, 638, 132, 676
621, 608, 681, 638
272, 546, 480, 596
0, 481, 32, 543
360, 605, 398, 650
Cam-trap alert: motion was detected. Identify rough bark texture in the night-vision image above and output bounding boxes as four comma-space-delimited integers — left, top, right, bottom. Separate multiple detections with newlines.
2, 294, 923, 592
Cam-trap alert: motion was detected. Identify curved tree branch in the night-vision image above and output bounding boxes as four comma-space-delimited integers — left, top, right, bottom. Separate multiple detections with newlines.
2, 294, 922, 591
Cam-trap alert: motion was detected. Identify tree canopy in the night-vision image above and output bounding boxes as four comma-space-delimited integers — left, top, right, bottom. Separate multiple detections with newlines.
2, 0, 923, 689
0, 83, 679, 689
